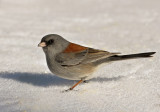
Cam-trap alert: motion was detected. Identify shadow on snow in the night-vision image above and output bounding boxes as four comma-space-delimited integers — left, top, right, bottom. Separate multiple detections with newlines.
0, 72, 124, 87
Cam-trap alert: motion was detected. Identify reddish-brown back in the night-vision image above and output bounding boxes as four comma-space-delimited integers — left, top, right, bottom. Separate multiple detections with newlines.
63, 43, 87, 53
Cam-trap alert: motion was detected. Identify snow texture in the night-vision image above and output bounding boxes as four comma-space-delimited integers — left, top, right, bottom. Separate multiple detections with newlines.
0, 0, 160, 112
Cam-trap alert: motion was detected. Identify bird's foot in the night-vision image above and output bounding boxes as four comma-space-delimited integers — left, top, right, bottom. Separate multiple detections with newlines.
83, 80, 89, 83
61, 88, 79, 93
65, 88, 73, 92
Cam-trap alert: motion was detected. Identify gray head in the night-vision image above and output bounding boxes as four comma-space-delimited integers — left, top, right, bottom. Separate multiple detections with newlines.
38, 34, 69, 54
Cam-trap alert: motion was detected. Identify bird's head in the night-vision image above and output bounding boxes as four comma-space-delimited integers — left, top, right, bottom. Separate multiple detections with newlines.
38, 34, 69, 54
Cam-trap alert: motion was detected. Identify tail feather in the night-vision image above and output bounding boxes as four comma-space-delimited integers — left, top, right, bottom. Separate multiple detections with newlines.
110, 52, 156, 61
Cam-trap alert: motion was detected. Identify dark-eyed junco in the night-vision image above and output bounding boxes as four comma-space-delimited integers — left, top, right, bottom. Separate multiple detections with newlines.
38, 34, 156, 91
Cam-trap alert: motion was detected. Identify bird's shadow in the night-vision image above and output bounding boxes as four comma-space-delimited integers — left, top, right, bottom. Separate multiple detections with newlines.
0, 72, 124, 87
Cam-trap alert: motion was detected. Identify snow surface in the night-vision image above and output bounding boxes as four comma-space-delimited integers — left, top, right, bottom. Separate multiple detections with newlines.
0, 0, 160, 112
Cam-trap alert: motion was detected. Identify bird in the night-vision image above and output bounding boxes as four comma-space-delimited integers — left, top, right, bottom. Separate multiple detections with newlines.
38, 34, 156, 91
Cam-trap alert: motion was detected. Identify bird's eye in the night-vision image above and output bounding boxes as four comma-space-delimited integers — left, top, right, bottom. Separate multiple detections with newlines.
47, 39, 54, 45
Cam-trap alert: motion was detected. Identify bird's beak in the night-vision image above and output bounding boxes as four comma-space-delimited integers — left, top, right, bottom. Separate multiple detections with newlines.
38, 42, 46, 47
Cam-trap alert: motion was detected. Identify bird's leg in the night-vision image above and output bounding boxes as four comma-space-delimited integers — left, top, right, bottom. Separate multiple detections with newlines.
70, 80, 84, 90
65, 79, 84, 92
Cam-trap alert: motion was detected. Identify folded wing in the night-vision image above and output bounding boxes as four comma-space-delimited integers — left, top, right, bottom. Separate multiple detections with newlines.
55, 46, 120, 66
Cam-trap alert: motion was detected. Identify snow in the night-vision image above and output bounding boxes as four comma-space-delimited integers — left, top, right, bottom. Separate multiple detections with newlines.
0, 0, 160, 112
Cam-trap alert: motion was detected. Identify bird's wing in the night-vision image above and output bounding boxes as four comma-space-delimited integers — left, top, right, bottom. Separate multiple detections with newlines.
55, 44, 120, 66
81, 48, 120, 64
55, 49, 88, 66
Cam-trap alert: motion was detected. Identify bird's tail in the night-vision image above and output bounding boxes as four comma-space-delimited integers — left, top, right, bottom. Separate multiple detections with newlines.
109, 52, 156, 61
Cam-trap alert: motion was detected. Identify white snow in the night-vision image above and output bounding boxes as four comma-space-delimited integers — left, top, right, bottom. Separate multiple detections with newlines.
0, 0, 160, 112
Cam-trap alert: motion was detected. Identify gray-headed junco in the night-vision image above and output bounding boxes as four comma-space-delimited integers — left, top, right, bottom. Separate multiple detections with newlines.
38, 34, 156, 91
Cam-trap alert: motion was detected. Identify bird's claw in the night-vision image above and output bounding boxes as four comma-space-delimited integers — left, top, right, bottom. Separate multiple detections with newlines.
61, 88, 73, 93
83, 80, 89, 83
61, 88, 79, 93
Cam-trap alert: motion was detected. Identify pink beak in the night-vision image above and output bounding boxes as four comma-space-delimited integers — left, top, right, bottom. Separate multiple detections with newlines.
38, 42, 46, 47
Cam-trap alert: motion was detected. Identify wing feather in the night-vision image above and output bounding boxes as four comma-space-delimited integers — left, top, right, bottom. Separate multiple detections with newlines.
55, 47, 120, 66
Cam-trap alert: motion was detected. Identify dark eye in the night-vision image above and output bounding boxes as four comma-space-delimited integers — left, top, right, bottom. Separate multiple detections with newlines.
47, 39, 54, 45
